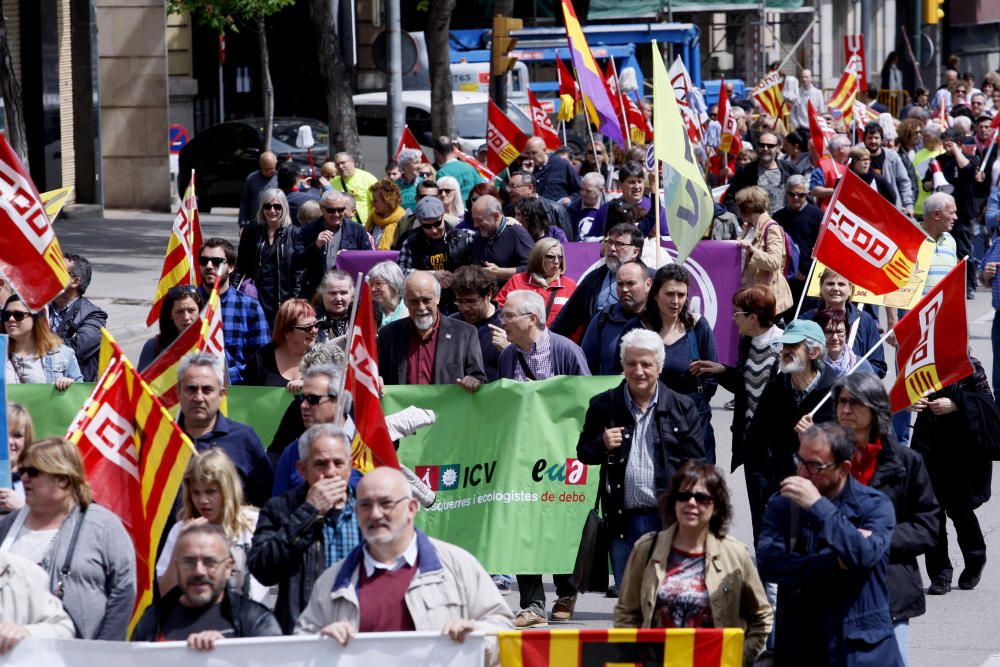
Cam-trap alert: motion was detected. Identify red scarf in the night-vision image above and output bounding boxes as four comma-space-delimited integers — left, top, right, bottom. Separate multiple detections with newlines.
851, 437, 883, 486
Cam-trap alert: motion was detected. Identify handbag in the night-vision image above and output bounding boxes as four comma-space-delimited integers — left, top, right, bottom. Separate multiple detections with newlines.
571, 467, 610, 593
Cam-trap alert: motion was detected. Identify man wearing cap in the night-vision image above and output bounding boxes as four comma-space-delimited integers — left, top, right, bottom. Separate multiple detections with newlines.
742, 319, 838, 542
397, 197, 475, 286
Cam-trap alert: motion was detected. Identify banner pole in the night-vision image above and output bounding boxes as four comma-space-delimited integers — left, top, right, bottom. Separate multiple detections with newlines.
978, 133, 997, 175
654, 159, 662, 266
792, 257, 818, 320
610, 57, 632, 150
807, 326, 896, 418
335, 273, 365, 426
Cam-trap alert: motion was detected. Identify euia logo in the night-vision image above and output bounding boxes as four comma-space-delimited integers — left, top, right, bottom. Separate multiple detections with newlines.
531, 458, 587, 485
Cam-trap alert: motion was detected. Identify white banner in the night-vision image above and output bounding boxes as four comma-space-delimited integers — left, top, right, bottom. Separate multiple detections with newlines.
2, 631, 486, 667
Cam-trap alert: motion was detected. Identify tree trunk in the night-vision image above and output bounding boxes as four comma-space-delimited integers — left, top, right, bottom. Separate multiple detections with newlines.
0, 12, 29, 168
426, 0, 456, 141
257, 15, 274, 152
309, 0, 362, 164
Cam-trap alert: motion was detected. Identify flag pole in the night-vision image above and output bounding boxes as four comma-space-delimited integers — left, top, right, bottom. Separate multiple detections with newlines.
807, 326, 897, 418
653, 159, 662, 266
570, 60, 603, 170
559, 119, 567, 146
978, 133, 997, 175
335, 273, 365, 427
792, 257, 819, 320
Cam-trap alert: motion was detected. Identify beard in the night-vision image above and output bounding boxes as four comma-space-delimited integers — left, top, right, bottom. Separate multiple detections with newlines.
182, 573, 227, 608
413, 313, 436, 330
779, 355, 807, 374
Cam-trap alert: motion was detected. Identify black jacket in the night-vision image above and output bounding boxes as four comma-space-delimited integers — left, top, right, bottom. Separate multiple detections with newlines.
716, 335, 781, 473
49, 297, 108, 382
235, 223, 305, 304
132, 585, 281, 641
723, 159, 796, 214
868, 440, 939, 622
577, 380, 704, 539
299, 218, 371, 297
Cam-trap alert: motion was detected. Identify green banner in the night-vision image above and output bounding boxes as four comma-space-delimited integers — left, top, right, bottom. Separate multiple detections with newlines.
383, 376, 619, 573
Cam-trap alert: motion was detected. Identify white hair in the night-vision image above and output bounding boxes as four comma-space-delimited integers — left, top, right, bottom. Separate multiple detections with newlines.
952, 115, 972, 134
506, 290, 546, 329
581, 172, 605, 189
256, 188, 292, 229
398, 148, 423, 170
619, 329, 665, 367
178, 352, 226, 386
320, 189, 345, 205
298, 423, 351, 461
367, 261, 405, 296
924, 191, 955, 216
437, 176, 465, 217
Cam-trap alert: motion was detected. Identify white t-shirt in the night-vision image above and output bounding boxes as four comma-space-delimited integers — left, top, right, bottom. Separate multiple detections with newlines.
8, 527, 58, 568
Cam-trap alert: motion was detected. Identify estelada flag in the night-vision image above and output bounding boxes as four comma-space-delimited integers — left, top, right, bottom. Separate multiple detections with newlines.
147, 172, 203, 326
394, 125, 424, 160
499, 628, 744, 667
66, 331, 196, 634
0, 133, 70, 311
813, 169, 928, 294
346, 282, 399, 472
527, 89, 562, 150
486, 99, 530, 175
890, 259, 974, 411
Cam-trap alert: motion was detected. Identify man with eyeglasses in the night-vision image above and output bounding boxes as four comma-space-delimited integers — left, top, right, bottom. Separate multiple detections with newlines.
197, 238, 269, 385
503, 171, 575, 241
133, 524, 280, 646
329, 152, 378, 225
397, 196, 474, 282
301, 189, 372, 297
297, 466, 513, 659
250, 424, 362, 634
772, 175, 823, 302
48, 253, 108, 382
742, 319, 837, 542
723, 132, 795, 216
758, 422, 901, 667
238, 151, 277, 230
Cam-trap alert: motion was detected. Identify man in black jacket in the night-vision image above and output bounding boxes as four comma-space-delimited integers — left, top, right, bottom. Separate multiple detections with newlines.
134, 524, 280, 647
300, 190, 371, 297
723, 132, 796, 215
48, 253, 108, 381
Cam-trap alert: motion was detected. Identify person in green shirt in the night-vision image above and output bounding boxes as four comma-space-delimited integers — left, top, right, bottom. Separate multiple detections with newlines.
433, 136, 483, 202
331, 152, 379, 226
397, 148, 424, 213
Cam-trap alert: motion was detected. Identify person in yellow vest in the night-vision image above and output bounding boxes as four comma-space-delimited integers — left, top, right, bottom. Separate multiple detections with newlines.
330, 153, 378, 226
911, 124, 946, 218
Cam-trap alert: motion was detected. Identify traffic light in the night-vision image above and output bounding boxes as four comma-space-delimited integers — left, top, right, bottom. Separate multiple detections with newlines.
491, 15, 523, 76
924, 0, 944, 24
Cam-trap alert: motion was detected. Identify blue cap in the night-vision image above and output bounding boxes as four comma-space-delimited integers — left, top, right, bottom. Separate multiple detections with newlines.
780, 319, 826, 346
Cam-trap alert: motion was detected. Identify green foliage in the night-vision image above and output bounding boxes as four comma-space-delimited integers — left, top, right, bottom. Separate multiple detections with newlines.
167, 0, 296, 33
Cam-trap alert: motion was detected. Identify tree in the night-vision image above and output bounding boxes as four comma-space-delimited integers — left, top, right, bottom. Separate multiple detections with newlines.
308, 0, 362, 162
0, 12, 28, 167
167, 0, 293, 150
426, 0, 457, 140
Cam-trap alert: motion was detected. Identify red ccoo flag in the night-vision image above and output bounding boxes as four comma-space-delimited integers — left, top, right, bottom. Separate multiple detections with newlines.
527, 89, 562, 150
889, 259, 974, 411
718, 78, 739, 154
808, 99, 835, 159
346, 283, 399, 471
0, 133, 70, 311
813, 170, 928, 294
394, 125, 424, 160
486, 99, 530, 175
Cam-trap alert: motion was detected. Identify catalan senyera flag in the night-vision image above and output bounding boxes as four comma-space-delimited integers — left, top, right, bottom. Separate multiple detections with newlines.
555, 56, 580, 123
718, 78, 738, 154
808, 99, 835, 158
346, 282, 399, 472
147, 173, 203, 326
486, 100, 530, 175
560, 0, 624, 146
890, 259, 974, 411
0, 133, 70, 312
652, 40, 715, 264
394, 125, 424, 160
498, 628, 744, 667
455, 149, 498, 183
527, 89, 562, 150
751, 71, 788, 121
827, 62, 860, 122
813, 170, 929, 294
66, 331, 196, 635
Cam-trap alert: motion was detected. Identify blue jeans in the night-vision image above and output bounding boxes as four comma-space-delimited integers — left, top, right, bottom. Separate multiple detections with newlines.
609, 509, 664, 587
894, 620, 909, 666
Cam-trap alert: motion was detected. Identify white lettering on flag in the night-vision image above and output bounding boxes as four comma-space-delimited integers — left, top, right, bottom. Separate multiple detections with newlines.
828, 200, 898, 269
83, 403, 139, 481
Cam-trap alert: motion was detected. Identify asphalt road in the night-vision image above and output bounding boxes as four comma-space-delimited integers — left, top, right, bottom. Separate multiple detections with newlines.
53, 209, 1000, 666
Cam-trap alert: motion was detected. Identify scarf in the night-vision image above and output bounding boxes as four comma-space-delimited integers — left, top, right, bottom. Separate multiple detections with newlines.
367, 207, 406, 250
825, 346, 858, 376
852, 437, 883, 486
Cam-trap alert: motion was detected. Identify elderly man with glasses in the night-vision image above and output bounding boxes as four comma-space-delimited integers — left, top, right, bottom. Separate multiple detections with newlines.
301, 189, 372, 297
772, 174, 824, 302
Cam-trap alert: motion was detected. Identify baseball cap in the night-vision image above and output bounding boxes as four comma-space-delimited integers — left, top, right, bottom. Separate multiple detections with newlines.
779, 319, 826, 346
414, 196, 445, 220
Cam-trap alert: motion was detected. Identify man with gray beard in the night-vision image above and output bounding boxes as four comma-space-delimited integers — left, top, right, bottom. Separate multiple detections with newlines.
741, 319, 838, 542
377, 271, 486, 390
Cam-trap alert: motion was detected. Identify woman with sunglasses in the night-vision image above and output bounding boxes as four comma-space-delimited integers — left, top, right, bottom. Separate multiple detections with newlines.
236, 188, 305, 330
0, 403, 34, 513
2, 295, 82, 390
242, 298, 317, 392
614, 461, 772, 666
0, 438, 135, 639
156, 448, 265, 601
437, 176, 466, 223
495, 238, 576, 327
137, 285, 206, 371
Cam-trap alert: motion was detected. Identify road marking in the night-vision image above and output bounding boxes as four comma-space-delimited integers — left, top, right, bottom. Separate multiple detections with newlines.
980, 655, 1000, 667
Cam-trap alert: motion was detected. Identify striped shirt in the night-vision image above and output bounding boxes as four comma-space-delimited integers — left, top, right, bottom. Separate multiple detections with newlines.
923, 232, 958, 295
624, 384, 659, 509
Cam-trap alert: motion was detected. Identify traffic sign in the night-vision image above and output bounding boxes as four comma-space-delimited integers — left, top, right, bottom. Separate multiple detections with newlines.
169, 124, 190, 154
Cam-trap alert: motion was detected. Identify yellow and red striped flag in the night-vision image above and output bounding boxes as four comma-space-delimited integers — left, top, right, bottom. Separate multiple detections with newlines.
455, 149, 498, 183
499, 628, 744, 667
147, 173, 203, 326
826, 62, 860, 123
487, 99, 530, 175
751, 72, 787, 121
66, 330, 196, 635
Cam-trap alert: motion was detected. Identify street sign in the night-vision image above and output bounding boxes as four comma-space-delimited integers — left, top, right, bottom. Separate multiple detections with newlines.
169, 124, 190, 155
645, 143, 656, 170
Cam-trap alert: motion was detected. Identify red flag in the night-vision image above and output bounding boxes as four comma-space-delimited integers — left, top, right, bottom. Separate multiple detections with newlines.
600, 61, 630, 145
807, 99, 831, 158
455, 149, 498, 182
718, 79, 739, 154
0, 133, 70, 311
527, 89, 562, 150
889, 260, 974, 411
624, 92, 652, 145
486, 99, 530, 175
813, 170, 928, 294
346, 283, 399, 471
394, 125, 424, 160
556, 57, 579, 100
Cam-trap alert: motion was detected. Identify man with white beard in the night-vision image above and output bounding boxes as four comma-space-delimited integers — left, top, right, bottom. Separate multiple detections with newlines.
741, 319, 839, 543
377, 271, 486, 391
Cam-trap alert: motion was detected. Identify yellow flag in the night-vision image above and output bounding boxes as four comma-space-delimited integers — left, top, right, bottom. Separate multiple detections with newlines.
39, 187, 74, 221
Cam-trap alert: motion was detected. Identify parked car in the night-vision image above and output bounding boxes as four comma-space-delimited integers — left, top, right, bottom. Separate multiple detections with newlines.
178, 117, 330, 212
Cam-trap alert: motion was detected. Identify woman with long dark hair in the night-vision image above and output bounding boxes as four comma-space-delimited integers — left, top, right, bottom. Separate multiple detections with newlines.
138, 285, 206, 371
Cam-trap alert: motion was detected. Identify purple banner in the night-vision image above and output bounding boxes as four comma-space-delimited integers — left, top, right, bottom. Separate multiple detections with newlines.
336, 250, 399, 281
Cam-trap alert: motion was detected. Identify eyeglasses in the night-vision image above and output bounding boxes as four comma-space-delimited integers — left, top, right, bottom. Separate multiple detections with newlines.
298, 392, 338, 405
198, 256, 226, 268
356, 496, 410, 513
178, 556, 229, 571
758, 142, 778, 149
604, 240, 635, 250
499, 311, 530, 322
543, 254, 563, 262
674, 490, 715, 505
2, 310, 29, 322
20, 466, 44, 479
420, 219, 444, 229
956, 89, 968, 94
787, 191, 807, 199
440, 188, 456, 193
825, 329, 847, 338
292, 322, 320, 333
792, 452, 838, 474
263, 203, 283, 212
836, 396, 864, 409
418, 171, 432, 177
322, 206, 346, 215
732, 311, 749, 318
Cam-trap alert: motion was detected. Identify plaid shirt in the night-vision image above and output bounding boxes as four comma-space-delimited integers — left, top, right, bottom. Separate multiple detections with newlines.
323, 491, 361, 568
623, 384, 659, 509
513, 329, 554, 380
200, 286, 270, 385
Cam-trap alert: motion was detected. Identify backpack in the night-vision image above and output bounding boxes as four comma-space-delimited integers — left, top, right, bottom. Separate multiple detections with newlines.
763, 220, 800, 280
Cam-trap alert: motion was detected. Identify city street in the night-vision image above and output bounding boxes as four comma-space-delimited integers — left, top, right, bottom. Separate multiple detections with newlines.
55, 209, 1000, 667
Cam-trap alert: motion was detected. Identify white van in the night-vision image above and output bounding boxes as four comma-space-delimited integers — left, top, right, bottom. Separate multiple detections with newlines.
352, 90, 534, 171
449, 61, 530, 108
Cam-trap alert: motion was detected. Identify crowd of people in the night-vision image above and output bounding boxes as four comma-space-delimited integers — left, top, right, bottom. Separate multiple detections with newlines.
1, 59, 1000, 667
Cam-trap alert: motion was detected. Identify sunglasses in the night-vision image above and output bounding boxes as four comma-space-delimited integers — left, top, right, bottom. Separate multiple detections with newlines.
21, 466, 44, 479
167, 285, 198, 297
787, 192, 807, 198
198, 256, 226, 268
298, 392, 338, 405
418, 171, 432, 177
263, 203, 283, 211
292, 322, 320, 333
2, 310, 30, 322
440, 188, 456, 193
543, 254, 563, 262
674, 490, 714, 505
758, 143, 778, 149
420, 219, 443, 229
322, 206, 346, 214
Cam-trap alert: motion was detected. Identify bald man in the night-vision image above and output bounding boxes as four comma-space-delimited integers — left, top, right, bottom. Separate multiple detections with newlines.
377, 271, 486, 390
296, 467, 513, 664
239, 151, 278, 229
522, 136, 580, 204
